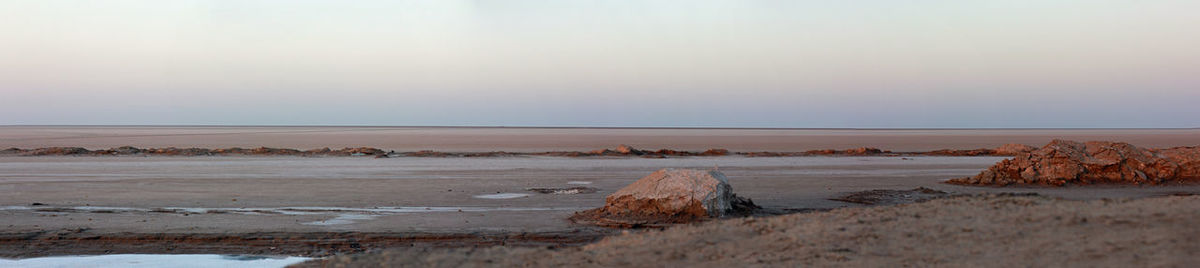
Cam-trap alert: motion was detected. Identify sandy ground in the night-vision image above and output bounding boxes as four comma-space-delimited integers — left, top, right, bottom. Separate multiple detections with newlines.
310, 194, 1200, 267
3, 126, 1199, 152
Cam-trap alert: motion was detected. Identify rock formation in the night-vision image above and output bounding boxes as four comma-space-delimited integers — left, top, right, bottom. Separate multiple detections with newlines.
570, 168, 758, 227
806, 147, 888, 156
993, 143, 1036, 155
615, 144, 638, 154
570, 146, 728, 158
0, 148, 19, 155
699, 149, 730, 156
948, 140, 1200, 186
917, 144, 1034, 156
0, 144, 1058, 158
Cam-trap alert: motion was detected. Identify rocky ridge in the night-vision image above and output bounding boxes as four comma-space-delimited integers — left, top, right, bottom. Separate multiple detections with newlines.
948, 140, 1200, 186
0, 144, 1037, 158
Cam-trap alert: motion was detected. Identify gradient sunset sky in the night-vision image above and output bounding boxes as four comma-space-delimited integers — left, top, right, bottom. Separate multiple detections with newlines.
1, 1, 1197, 127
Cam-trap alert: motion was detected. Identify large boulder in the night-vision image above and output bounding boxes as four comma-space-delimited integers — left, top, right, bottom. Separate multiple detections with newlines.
570, 169, 756, 227
948, 140, 1200, 186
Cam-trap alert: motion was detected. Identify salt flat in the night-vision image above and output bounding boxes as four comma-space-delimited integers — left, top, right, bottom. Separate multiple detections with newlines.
2, 127, 1198, 258
3, 156, 1197, 238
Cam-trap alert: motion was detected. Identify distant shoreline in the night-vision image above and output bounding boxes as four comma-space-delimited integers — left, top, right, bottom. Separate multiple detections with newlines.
0, 145, 1025, 158
3, 127, 1198, 152
2, 125, 1197, 130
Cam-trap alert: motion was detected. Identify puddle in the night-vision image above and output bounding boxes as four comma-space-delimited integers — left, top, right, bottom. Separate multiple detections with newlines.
527, 186, 598, 195
0, 254, 311, 268
3, 205, 564, 214
302, 214, 379, 226
2, 205, 578, 226
473, 193, 530, 199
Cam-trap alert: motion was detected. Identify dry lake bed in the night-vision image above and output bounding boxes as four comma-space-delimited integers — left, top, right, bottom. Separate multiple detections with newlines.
2, 127, 1198, 262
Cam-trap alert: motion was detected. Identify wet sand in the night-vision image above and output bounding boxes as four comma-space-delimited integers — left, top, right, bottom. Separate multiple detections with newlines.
3, 126, 1198, 152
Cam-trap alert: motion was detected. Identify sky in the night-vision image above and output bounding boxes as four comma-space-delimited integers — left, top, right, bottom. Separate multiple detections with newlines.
1, 0, 1198, 128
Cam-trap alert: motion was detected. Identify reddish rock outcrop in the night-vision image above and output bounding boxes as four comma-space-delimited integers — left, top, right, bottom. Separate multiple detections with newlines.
800, 147, 890, 156
841, 147, 885, 155
570, 169, 758, 227
993, 143, 1036, 155
615, 144, 638, 154
948, 140, 1200, 186
917, 144, 1033, 156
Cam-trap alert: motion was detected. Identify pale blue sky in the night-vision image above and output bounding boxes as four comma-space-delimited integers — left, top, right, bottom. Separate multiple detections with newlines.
1, 0, 1197, 127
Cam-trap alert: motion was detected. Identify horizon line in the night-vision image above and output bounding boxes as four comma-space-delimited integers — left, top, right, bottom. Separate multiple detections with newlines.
2, 124, 1198, 131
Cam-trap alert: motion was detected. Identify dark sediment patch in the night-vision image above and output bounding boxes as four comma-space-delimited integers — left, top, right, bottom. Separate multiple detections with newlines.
0, 230, 612, 258
526, 187, 599, 195
829, 187, 955, 206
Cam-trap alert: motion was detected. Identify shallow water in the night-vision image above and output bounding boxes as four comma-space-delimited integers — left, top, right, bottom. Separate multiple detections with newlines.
0, 254, 311, 268
0, 205, 578, 226
474, 193, 532, 199
304, 214, 379, 226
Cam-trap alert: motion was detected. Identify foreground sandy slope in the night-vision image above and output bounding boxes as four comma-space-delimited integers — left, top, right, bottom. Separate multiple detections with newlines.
308, 194, 1200, 267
